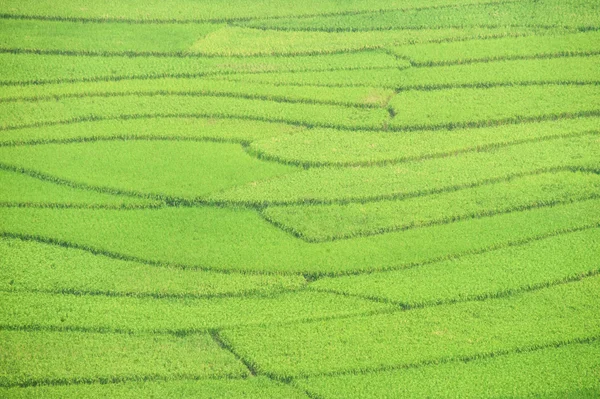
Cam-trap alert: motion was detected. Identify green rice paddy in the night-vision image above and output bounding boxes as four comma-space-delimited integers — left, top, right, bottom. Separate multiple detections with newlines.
0, 1, 599, 397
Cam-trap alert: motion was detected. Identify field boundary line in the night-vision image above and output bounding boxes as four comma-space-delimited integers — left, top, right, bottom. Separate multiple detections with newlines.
0, 0, 521, 24
247, 128, 600, 168
286, 336, 600, 380
0, 202, 163, 210
0, 282, 309, 302
2, 265, 597, 336
260, 193, 600, 243
0, 232, 303, 276
2, 109, 599, 139
1, 221, 597, 279
0, 65, 399, 88
238, 23, 594, 33
210, 330, 323, 398
0, 89, 385, 109
406, 51, 600, 67
212, 75, 600, 90
0, 368, 250, 390
305, 221, 600, 278
0, 134, 251, 148
1, 160, 598, 208
310, 266, 600, 310
0, 46, 386, 59
218, 165, 600, 207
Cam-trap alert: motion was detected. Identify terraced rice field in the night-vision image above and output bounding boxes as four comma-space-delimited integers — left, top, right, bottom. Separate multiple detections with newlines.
0, 1, 599, 397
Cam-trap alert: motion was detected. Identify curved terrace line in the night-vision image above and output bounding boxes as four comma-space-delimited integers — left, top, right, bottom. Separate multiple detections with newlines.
0, 363, 248, 389
213, 74, 600, 90
246, 129, 600, 168
1, 107, 599, 135
288, 335, 600, 381
0, 202, 164, 210
3, 274, 597, 362
309, 266, 600, 310
1, 219, 596, 280
0, 89, 385, 109
0, 65, 400, 88
406, 50, 600, 67
1, 149, 598, 208
0, 283, 309, 303
235, 22, 587, 33
259, 194, 600, 243
0, 0, 521, 25
0, 46, 383, 59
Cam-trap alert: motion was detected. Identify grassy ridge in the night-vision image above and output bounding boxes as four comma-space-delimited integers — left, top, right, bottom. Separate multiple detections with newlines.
212, 134, 600, 205
390, 30, 600, 65
263, 171, 600, 241
0, 169, 159, 208
249, 116, 600, 166
2, 377, 308, 399
391, 56, 600, 89
0, 237, 306, 298
220, 275, 600, 377
0, 330, 247, 386
212, 56, 600, 88
240, 0, 599, 31
311, 227, 600, 305
0, 51, 399, 85
0, 141, 298, 200
298, 341, 600, 398
0, 77, 395, 108
0, 118, 303, 147
0, 200, 597, 274
0, 290, 392, 333
0, 0, 499, 22
0, 95, 390, 131
388, 85, 600, 130
190, 26, 539, 56
212, 68, 413, 88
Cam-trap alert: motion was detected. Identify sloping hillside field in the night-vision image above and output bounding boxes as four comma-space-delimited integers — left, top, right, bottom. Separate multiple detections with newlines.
1, 1, 599, 397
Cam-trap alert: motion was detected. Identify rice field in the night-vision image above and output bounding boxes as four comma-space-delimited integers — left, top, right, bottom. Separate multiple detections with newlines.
0, 1, 599, 397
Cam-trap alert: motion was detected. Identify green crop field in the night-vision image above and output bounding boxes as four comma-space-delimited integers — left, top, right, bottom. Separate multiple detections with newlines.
0, 1, 599, 398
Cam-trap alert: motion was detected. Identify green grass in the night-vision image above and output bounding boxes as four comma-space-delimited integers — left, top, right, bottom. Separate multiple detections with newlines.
0, 0, 499, 22
220, 275, 600, 378
1, 377, 309, 399
248, 116, 600, 166
390, 30, 600, 65
0, 330, 247, 386
311, 226, 600, 305
212, 134, 599, 205
388, 84, 600, 130
0, 117, 302, 146
297, 340, 600, 398
190, 26, 540, 56
0, 169, 159, 208
0, 200, 597, 274
0, 140, 298, 200
0, 51, 399, 85
0, 237, 306, 298
0, 290, 392, 333
0, 19, 222, 54
211, 56, 600, 88
0, 95, 390, 131
240, 0, 599, 31
263, 171, 600, 241
391, 56, 600, 89
215, 68, 413, 88
0, 77, 395, 108
1, 2, 598, 396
